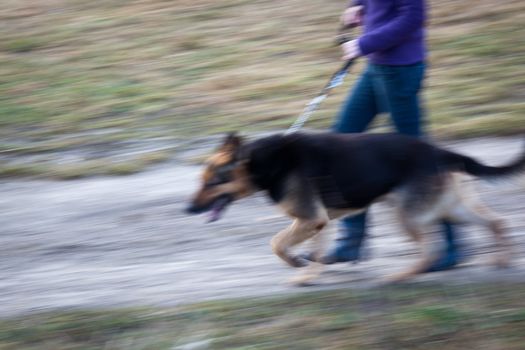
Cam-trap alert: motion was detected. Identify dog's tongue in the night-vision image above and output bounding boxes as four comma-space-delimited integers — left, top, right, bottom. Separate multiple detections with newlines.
208, 207, 222, 223
207, 197, 229, 223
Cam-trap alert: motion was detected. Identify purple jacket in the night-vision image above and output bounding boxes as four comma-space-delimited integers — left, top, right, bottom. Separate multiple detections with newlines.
350, 0, 426, 65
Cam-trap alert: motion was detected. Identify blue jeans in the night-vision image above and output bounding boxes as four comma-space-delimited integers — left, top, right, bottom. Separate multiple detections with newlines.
332, 62, 459, 269
334, 63, 425, 136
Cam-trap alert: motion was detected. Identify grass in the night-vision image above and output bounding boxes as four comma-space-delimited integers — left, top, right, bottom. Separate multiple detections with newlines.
0, 149, 171, 180
0, 0, 524, 177
0, 283, 524, 349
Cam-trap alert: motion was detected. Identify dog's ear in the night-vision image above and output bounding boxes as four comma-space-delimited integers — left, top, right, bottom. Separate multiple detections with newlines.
220, 132, 243, 153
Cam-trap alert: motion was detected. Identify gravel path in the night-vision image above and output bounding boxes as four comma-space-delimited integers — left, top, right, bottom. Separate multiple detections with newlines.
0, 136, 524, 317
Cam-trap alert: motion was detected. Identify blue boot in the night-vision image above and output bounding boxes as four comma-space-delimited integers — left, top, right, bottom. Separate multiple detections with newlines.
320, 212, 368, 264
424, 221, 465, 273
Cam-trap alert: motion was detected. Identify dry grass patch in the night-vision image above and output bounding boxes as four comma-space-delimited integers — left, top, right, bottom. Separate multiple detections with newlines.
0, 0, 523, 177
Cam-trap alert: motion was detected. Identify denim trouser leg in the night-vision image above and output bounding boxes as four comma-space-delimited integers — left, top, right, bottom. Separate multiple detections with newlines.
333, 66, 379, 133
371, 63, 461, 269
327, 63, 461, 269
327, 66, 378, 262
369, 63, 425, 137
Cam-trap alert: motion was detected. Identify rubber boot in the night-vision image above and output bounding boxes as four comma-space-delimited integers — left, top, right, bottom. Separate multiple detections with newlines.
321, 212, 368, 264
424, 221, 465, 272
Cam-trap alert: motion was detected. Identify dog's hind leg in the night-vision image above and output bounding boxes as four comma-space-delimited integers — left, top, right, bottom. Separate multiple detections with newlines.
384, 217, 442, 283
449, 196, 509, 268
385, 185, 447, 283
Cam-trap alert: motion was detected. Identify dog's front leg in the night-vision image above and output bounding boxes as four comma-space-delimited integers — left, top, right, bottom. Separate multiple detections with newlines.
289, 227, 328, 286
270, 218, 327, 268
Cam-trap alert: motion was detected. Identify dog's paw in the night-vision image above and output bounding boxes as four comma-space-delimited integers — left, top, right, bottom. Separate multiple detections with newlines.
288, 263, 325, 286
288, 275, 316, 287
288, 272, 319, 286
381, 272, 414, 285
289, 255, 309, 268
491, 255, 511, 269
298, 252, 318, 263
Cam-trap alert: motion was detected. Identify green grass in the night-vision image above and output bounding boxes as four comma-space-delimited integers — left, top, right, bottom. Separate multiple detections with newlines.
0, 283, 524, 349
0, 0, 524, 178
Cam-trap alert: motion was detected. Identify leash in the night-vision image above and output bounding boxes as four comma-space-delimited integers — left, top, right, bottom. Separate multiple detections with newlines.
285, 28, 356, 135
284, 59, 355, 135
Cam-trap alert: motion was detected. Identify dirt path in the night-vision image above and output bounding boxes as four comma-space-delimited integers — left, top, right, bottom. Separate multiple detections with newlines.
1, 136, 524, 317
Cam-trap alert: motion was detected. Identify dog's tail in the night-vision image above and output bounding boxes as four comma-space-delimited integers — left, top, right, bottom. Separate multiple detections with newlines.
438, 142, 525, 178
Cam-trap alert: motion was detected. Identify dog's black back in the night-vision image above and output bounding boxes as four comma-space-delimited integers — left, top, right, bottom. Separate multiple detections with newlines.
244, 132, 524, 210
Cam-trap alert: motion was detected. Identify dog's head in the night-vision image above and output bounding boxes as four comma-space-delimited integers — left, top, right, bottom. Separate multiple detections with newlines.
186, 133, 254, 222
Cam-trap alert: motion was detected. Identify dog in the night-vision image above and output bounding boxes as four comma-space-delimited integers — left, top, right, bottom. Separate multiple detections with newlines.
186, 132, 525, 284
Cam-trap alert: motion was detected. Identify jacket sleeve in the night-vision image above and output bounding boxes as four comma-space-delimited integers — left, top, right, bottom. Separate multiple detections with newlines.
358, 0, 425, 55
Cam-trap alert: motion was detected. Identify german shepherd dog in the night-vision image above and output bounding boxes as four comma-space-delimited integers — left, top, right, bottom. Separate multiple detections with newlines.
186, 132, 524, 284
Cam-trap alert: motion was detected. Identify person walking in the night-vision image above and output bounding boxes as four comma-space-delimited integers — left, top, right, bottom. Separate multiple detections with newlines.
319, 0, 463, 271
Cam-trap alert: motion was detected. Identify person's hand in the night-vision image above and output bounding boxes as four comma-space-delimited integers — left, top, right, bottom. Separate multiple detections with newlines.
341, 39, 361, 60
341, 5, 364, 27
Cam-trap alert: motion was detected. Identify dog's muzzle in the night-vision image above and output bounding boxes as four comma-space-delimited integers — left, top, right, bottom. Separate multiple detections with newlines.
185, 194, 234, 223
185, 203, 206, 214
